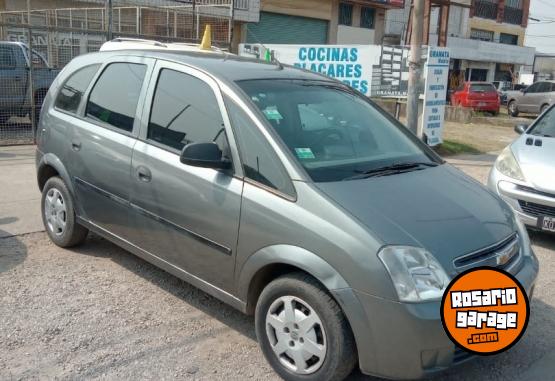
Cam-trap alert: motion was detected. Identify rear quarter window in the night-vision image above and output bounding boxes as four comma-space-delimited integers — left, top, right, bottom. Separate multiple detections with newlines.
55, 64, 100, 114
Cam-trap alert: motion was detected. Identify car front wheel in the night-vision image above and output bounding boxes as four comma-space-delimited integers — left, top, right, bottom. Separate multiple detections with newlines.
255, 273, 356, 381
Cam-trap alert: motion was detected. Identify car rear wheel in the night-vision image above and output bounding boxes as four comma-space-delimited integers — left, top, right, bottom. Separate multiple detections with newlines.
255, 273, 356, 381
41, 176, 88, 247
540, 104, 549, 115
508, 101, 519, 117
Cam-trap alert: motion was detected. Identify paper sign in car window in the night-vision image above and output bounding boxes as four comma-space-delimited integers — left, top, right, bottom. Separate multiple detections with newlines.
295, 148, 315, 160
263, 107, 283, 121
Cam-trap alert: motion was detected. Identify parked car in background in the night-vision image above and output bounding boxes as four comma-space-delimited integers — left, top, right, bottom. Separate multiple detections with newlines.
450, 82, 500, 115
507, 80, 555, 117
0, 41, 59, 125
489, 104, 555, 234
493, 80, 513, 105
36, 43, 538, 381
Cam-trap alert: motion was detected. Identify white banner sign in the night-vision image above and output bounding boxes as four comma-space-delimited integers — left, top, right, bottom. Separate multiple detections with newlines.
421, 47, 450, 146
239, 43, 414, 98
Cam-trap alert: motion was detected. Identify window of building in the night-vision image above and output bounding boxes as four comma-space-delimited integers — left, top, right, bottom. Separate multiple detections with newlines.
55, 64, 100, 114
148, 69, 228, 154
339, 3, 353, 26
360, 7, 375, 29
499, 33, 519, 45
0, 47, 15, 68
470, 28, 494, 42
86, 63, 147, 132
505, 0, 522, 8
224, 96, 295, 197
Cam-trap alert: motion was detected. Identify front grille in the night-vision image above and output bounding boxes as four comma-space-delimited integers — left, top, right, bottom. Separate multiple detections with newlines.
518, 200, 555, 218
516, 185, 555, 199
453, 234, 518, 269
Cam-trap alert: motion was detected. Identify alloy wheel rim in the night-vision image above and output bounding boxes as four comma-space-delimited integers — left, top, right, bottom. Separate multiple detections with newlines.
44, 188, 67, 236
265, 295, 327, 375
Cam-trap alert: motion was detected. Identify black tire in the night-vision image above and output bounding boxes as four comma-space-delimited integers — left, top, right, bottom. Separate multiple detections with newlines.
508, 101, 519, 117
540, 104, 549, 115
41, 176, 88, 247
255, 273, 356, 381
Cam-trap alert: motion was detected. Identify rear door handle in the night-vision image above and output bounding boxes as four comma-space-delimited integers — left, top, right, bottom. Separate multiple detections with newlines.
136, 166, 152, 183
71, 140, 81, 151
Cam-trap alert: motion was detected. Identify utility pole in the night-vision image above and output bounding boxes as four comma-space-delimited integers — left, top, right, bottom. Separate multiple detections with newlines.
407, 0, 424, 137
27, 0, 35, 138
105, 0, 113, 41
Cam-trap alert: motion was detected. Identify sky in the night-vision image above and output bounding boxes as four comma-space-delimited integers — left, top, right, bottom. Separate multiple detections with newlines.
525, 0, 555, 54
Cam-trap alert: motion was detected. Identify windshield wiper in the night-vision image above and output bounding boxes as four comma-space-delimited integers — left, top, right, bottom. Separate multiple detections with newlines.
343, 162, 439, 181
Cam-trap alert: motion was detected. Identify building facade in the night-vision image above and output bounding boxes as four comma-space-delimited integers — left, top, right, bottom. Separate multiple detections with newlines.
235, 0, 405, 47
385, 0, 535, 88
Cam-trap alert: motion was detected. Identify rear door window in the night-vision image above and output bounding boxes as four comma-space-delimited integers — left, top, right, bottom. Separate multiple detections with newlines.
86, 62, 147, 132
55, 64, 100, 114
538, 82, 551, 93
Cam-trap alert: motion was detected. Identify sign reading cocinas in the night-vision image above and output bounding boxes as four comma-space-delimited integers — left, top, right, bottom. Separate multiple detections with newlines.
293, 47, 368, 94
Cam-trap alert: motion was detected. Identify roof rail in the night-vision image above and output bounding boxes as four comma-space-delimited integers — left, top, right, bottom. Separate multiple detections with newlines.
100, 26, 232, 55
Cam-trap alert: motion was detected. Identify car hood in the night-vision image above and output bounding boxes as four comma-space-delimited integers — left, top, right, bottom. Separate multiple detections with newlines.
513, 136, 555, 193
316, 164, 516, 275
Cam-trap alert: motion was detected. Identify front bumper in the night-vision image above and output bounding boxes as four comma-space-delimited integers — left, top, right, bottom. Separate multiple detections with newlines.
488, 167, 555, 230
333, 256, 538, 380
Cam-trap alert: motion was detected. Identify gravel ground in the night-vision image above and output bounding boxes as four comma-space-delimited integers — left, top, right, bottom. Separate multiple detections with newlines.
1, 166, 555, 380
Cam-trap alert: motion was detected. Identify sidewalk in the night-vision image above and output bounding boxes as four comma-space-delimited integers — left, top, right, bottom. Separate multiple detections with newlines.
0, 145, 43, 238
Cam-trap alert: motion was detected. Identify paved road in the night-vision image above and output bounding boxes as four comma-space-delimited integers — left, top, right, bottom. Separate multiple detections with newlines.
1, 145, 554, 380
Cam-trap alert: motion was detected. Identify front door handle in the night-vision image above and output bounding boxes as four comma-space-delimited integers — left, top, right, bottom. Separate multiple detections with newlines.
136, 166, 152, 183
71, 140, 81, 151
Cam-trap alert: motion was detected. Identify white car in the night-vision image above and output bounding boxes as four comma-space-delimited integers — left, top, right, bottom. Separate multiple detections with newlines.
489, 104, 555, 233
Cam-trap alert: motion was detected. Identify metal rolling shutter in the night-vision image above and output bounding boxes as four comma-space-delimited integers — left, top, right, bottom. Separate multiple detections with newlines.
246, 12, 328, 44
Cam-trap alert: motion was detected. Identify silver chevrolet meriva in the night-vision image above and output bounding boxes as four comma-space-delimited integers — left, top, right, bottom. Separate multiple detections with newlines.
36, 47, 538, 381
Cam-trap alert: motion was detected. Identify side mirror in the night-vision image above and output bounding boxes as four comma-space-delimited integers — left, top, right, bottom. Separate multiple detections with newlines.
514, 124, 528, 135
180, 142, 231, 170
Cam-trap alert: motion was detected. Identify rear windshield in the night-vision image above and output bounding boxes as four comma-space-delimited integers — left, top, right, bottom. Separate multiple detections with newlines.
236, 79, 437, 182
470, 84, 496, 93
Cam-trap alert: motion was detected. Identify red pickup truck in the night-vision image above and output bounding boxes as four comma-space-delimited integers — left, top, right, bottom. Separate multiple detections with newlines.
450, 82, 500, 115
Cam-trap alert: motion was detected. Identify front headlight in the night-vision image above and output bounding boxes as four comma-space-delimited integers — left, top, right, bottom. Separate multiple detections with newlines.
495, 146, 525, 181
378, 246, 450, 302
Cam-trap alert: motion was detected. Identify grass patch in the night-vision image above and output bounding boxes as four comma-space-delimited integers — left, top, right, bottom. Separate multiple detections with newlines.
433, 140, 482, 156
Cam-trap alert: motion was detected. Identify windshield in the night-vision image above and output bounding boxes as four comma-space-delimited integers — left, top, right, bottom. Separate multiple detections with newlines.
237, 79, 437, 182
529, 105, 555, 137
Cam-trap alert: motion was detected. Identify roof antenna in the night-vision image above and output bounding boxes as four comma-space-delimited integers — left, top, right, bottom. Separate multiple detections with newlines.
245, 25, 283, 70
